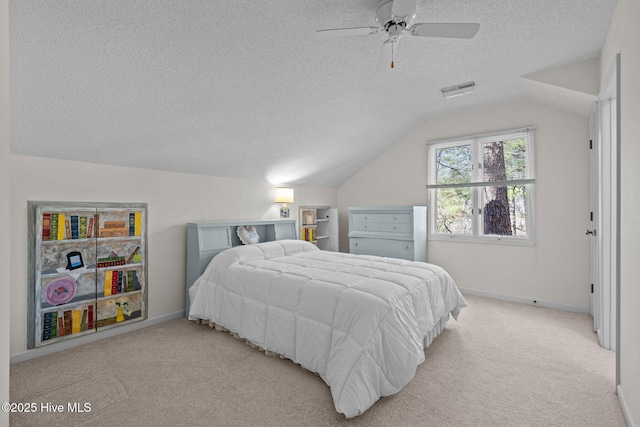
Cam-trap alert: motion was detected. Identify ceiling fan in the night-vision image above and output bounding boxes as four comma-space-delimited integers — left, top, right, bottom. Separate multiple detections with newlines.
316, 0, 480, 70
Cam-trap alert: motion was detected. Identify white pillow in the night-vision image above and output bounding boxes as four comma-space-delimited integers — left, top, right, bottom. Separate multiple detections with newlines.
236, 225, 260, 245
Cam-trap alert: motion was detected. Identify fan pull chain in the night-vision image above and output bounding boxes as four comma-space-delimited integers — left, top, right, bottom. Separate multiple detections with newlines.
391, 42, 395, 68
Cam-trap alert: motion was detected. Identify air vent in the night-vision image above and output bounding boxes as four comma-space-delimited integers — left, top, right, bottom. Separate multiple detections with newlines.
441, 81, 475, 99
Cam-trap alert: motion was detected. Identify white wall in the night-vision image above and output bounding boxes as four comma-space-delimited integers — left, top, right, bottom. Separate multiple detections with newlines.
338, 99, 591, 311
10, 155, 336, 358
1, 0, 11, 423
601, 0, 640, 424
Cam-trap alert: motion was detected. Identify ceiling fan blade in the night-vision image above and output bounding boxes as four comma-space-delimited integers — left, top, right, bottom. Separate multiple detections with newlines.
315, 26, 381, 38
377, 39, 397, 71
391, 0, 415, 21
410, 23, 480, 39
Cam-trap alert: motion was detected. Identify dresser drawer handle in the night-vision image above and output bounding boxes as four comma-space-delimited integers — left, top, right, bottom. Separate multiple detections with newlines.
354, 242, 358, 246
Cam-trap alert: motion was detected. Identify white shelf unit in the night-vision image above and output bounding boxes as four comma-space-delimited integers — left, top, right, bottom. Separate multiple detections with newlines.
298, 206, 338, 252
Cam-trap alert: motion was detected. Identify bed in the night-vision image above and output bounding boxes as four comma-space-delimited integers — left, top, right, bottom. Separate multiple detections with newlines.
188, 239, 466, 418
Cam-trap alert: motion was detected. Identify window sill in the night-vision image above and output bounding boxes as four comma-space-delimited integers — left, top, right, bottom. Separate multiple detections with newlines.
428, 234, 536, 247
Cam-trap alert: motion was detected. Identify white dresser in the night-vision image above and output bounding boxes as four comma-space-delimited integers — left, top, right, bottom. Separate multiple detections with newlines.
348, 206, 427, 262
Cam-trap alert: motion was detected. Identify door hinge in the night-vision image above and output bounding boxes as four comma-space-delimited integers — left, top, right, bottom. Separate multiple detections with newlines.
591, 283, 594, 293
589, 139, 593, 149
590, 211, 593, 221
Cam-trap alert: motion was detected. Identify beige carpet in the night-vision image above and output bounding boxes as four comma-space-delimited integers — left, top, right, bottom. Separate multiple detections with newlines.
10, 295, 626, 426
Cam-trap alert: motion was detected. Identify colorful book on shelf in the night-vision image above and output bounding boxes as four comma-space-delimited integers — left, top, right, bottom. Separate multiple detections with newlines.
50, 213, 58, 241
50, 311, 57, 338
117, 270, 123, 293
70, 215, 79, 239
99, 220, 129, 237
111, 270, 118, 295
103, 273, 112, 296
88, 304, 94, 330
126, 271, 134, 292
97, 256, 126, 268
57, 213, 65, 240
81, 309, 88, 331
126, 246, 141, 264
42, 312, 52, 341
72, 310, 81, 334
129, 213, 135, 236
94, 214, 100, 238
87, 216, 94, 238
135, 212, 141, 236
42, 213, 51, 241
79, 216, 87, 239
63, 310, 72, 335
133, 271, 141, 290
57, 316, 64, 336
302, 228, 315, 241
65, 219, 71, 240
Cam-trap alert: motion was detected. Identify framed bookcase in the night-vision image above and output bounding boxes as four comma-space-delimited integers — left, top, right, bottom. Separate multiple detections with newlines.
27, 201, 148, 349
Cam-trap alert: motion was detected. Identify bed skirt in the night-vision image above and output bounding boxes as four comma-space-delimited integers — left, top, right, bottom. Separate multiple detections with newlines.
191, 312, 451, 363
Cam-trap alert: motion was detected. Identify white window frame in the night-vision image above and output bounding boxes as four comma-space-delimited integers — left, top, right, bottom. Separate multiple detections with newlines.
426, 127, 536, 246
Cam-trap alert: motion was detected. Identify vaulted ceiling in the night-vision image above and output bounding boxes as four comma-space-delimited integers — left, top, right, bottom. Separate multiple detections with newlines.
9, 0, 617, 187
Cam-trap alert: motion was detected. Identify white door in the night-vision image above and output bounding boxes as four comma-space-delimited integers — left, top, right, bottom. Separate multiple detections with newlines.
589, 57, 618, 351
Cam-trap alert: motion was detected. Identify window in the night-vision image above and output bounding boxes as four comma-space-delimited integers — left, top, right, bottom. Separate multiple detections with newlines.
427, 127, 535, 245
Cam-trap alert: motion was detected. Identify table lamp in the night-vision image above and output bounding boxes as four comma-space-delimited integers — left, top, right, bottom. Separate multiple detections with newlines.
275, 187, 294, 218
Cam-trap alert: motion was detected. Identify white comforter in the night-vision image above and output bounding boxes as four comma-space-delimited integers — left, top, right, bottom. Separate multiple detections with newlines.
188, 240, 466, 418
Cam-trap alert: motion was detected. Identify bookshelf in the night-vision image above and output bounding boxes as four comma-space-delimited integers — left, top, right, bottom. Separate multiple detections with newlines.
298, 206, 338, 251
27, 201, 147, 349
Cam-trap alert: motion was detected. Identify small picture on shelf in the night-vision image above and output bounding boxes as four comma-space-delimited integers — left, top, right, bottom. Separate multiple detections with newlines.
304, 211, 316, 225
65, 251, 84, 270
44, 277, 77, 306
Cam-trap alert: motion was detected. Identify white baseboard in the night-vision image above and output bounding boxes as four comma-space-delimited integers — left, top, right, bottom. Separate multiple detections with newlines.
618, 384, 638, 427
459, 288, 591, 314
10, 311, 185, 365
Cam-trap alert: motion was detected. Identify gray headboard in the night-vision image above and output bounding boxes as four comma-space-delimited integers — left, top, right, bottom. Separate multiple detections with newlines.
185, 219, 297, 316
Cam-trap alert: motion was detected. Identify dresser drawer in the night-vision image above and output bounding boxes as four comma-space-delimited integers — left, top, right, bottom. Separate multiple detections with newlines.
351, 221, 382, 232
352, 213, 383, 223
377, 222, 412, 233
349, 237, 415, 261
382, 213, 411, 224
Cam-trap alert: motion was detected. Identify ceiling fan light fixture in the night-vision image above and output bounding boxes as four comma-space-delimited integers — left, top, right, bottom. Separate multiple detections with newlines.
441, 81, 475, 99
316, 0, 480, 70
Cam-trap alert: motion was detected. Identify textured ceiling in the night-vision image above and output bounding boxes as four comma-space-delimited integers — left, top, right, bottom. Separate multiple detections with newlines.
9, 0, 617, 187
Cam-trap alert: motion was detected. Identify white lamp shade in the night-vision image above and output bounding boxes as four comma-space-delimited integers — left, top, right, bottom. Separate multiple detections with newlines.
275, 187, 294, 204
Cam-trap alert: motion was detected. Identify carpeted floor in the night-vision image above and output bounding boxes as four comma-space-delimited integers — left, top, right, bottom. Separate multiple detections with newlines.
10, 295, 627, 426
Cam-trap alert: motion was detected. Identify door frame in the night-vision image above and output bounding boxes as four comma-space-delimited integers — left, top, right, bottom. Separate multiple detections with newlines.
588, 54, 620, 366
